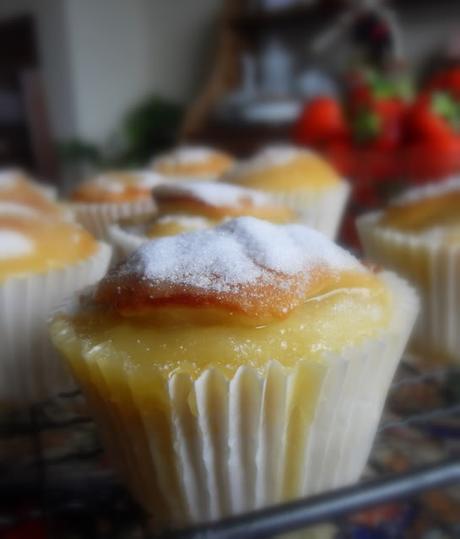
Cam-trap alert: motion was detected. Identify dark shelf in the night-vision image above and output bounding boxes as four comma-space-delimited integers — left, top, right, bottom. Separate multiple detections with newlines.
230, 1, 349, 34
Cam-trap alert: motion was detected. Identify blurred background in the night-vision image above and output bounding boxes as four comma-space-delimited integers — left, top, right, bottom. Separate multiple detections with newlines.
1, 2, 460, 537
1, 0, 460, 178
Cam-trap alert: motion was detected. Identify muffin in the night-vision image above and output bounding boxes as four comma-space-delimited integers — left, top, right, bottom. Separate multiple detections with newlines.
50, 217, 417, 532
224, 145, 350, 239
151, 146, 234, 182
0, 168, 64, 219
108, 180, 296, 258
358, 176, 460, 364
0, 203, 111, 405
70, 170, 163, 239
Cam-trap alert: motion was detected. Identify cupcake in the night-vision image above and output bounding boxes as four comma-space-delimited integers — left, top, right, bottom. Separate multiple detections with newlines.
224, 145, 350, 239
357, 176, 460, 364
108, 180, 296, 258
0, 168, 64, 218
151, 146, 234, 182
0, 201, 111, 405
70, 170, 163, 239
50, 217, 417, 532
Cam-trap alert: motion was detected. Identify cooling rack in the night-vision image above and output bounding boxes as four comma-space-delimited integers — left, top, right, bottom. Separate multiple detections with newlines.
0, 358, 459, 539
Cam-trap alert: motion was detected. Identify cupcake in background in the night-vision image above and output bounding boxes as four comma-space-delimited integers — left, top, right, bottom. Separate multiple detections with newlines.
151, 145, 234, 182
224, 145, 350, 239
70, 170, 163, 239
357, 176, 460, 365
50, 217, 417, 533
108, 180, 296, 258
0, 193, 111, 405
0, 168, 64, 218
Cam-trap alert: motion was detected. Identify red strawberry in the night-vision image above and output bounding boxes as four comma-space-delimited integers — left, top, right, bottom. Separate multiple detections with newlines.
405, 92, 460, 144
293, 97, 348, 147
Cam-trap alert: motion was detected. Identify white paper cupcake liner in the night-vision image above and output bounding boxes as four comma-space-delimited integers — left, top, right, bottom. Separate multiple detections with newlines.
357, 213, 460, 364
270, 182, 350, 239
107, 222, 148, 260
0, 243, 112, 406
56, 271, 417, 532
69, 199, 156, 240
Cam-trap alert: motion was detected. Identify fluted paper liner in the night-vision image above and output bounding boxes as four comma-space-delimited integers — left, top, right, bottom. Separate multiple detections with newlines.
0, 243, 112, 405
107, 222, 146, 260
70, 199, 156, 240
358, 212, 460, 364
270, 182, 350, 239
53, 272, 417, 532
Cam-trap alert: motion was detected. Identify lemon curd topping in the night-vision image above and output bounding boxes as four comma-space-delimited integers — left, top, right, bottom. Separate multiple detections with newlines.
51, 217, 391, 380
52, 275, 390, 380
225, 146, 340, 192
379, 177, 460, 237
0, 173, 62, 218
71, 171, 163, 203
152, 146, 234, 178
146, 214, 215, 238
0, 215, 98, 281
122, 181, 295, 239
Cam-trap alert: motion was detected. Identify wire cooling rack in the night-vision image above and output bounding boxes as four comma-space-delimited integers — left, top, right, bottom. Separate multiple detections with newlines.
0, 358, 459, 539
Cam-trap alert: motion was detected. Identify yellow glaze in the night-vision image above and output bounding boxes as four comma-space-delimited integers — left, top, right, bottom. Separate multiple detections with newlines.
379, 192, 460, 237
51, 272, 391, 381
49, 270, 392, 522
228, 154, 340, 192
146, 216, 215, 238
0, 216, 98, 282
0, 176, 63, 218
154, 153, 233, 178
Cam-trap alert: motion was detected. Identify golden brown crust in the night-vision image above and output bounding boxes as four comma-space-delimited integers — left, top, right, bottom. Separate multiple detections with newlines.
154, 185, 295, 222
153, 148, 234, 177
92, 218, 364, 321
71, 172, 159, 203
0, 176, 62, 218
379, 192, 460, 232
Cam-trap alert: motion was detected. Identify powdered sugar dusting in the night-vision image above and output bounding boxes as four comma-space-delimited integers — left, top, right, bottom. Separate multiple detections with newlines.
93, 175, 125, 194
118, 217, 361, 293
0, 202, 42, 218
0, 230, 34, 259
134, 171, 164, 189
153, 181, 273, 207
0, 169, 21, 190
228, 145, 311, 178
392, 176, 460, 206
154, 146, 217, 167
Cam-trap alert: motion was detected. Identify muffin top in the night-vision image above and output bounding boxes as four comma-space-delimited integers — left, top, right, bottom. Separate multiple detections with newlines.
117, 181, 295, 240
71, 171, 163, 203
0, 169, 63, 219
54, 217, 392, 378
379, 177, 460, 239
0, 213, 98, 282
95, 217, 380, 322
224, 145, 341, 192
152, 146, 234, 179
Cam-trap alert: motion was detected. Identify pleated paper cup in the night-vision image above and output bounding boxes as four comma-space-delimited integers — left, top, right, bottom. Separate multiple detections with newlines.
107, 222, 146, 260
52, 271, 417, 532
270, 182, 350, 239
0, 242, 112, 406
357, 212, 460, 365
69, 199, 156, 240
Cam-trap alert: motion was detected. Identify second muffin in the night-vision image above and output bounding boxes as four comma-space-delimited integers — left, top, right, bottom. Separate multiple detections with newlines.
50, 217, 417, 532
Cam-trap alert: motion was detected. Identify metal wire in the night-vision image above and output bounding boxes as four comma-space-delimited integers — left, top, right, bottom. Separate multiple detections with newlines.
0, 358, 458, 538
156, 460, 460, 539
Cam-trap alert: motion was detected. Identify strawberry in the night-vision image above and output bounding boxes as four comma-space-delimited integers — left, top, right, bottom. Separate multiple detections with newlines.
352, 98, 406, 151
404, 92, 460, 144
293, 97, 348, 147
